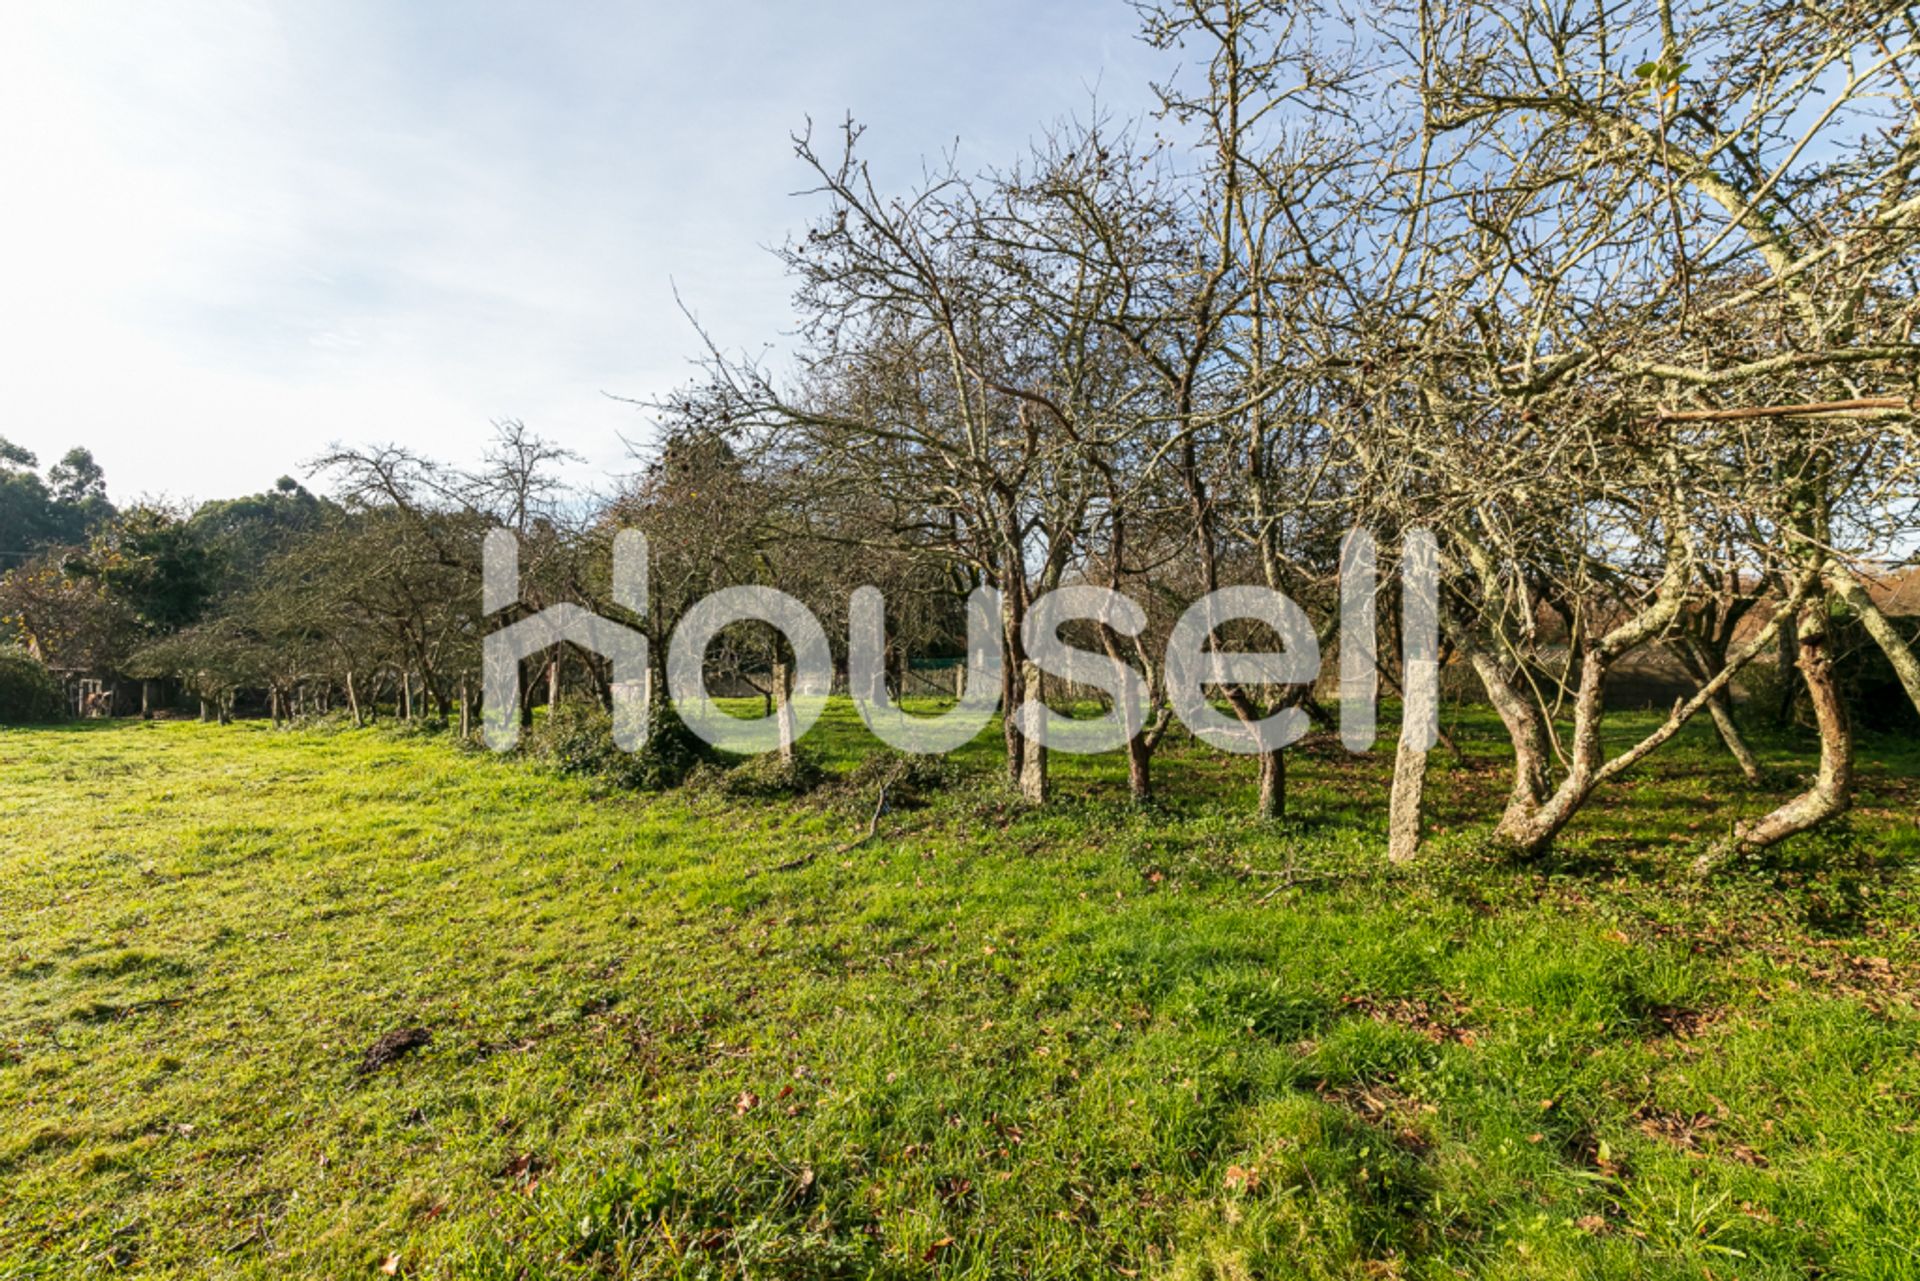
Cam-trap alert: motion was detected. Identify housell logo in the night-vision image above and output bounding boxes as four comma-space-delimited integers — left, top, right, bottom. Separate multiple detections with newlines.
481, 528, 1439, 759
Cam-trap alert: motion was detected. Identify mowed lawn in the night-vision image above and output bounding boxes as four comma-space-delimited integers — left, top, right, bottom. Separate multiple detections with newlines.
2, 706, 1919, 1279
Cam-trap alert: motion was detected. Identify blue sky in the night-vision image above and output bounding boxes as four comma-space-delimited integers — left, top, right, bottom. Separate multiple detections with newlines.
1, 1, 1164, 505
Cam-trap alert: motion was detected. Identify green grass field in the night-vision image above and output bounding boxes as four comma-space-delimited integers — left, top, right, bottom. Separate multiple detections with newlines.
3, 705, 1918, 1278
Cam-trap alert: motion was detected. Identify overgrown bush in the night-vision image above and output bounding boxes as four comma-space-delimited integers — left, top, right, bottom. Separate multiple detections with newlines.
0, 647, 63, 724
838, 749, 956, 809
527, 700, 710, 791
706, 748, 826, 799
1734, 657, 1793, 725
381, 715, 449, 739
691, 746, 956, 807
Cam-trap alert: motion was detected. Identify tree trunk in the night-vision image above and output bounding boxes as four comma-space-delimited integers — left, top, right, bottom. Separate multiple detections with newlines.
1220, 685, 1286, 819
1674, 640, 1762, 782
774, 661, 797, 762
1387, 729, 1429, 864
1254, 748, 1285, 819
1018, 659, 1048, 805
1490, 647, 1613, 857
346, 670, 362, 727
1002, 656, 1024, 789
1702, 689, 1763, 782
1698, 613, 1853, 872
1467, 649, 1554, 829
1125, 735, 1152, 803
1774, 615, 1800, 727
998, 595, 1044, 802
458, 677, 471, 740
547, 656, 561, 711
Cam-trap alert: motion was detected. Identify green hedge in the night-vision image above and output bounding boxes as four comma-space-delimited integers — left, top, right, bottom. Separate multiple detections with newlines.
0, 647, 64, 724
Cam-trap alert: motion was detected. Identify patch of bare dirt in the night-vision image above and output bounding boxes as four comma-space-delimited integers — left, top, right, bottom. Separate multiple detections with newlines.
356, 1026, 432, 1075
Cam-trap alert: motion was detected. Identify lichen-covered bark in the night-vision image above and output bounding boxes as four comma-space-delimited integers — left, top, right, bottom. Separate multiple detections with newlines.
1696, 611, 1854, 874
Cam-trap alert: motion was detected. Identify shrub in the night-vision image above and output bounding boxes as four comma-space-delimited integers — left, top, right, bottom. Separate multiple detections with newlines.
0, 647, 63, 724
527, 700, 710, 791
1734, 657, 1794, 724
382, 716, 449, 739
838, 749, 956, 809
709, 748, 826, 799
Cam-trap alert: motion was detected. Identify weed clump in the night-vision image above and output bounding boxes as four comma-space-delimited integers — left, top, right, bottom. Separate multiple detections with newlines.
706, 748, 826, 799
528, 700, 710, 791
837, 749, 956, 809
381, 716, 450, 739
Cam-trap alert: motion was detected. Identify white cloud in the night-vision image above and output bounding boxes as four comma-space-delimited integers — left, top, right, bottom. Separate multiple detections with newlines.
0, 0, 1161, 505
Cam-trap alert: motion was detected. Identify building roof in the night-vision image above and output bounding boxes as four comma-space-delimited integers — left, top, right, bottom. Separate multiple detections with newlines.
1870, 567, 1920, 617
